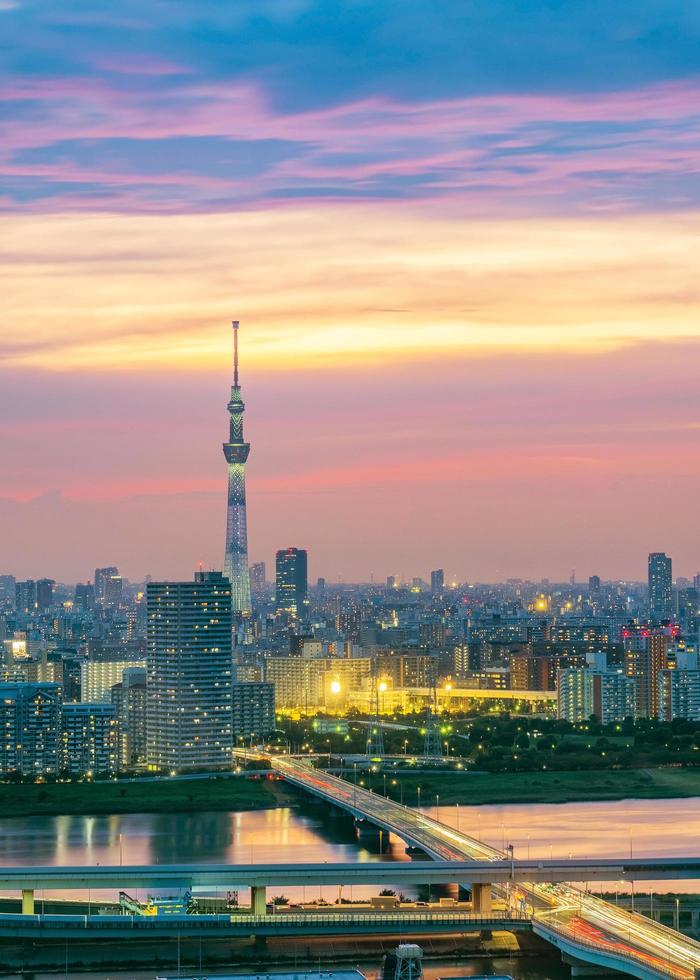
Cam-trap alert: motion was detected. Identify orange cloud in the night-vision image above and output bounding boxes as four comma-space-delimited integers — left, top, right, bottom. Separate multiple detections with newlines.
2, 205, 700, 373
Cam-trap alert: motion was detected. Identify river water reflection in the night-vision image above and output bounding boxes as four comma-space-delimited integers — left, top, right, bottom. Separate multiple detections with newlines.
0, 796, 698, 901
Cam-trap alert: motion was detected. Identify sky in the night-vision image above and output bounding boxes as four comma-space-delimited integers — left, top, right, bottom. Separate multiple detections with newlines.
1, 0, 699, 584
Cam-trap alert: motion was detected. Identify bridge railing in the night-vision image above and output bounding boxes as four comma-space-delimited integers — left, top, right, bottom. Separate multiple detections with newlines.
534, 915, 692, 980
0, 909, 529, 930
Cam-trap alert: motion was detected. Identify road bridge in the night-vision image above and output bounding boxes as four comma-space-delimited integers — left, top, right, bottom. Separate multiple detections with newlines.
270, 755, 700, 980
0, 909, 527, 940
3, 858, 700, 895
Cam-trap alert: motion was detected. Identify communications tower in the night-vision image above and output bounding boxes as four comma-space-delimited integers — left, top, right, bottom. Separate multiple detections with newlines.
223, 320, 252, 616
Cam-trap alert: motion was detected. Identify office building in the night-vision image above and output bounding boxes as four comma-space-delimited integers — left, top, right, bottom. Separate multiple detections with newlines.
111, 666, 147, 768
648, 552, 673, 619
0, 576, 15, 607
15, 580, 36, 614
275, 548, 308, 618
223, 321, 252, 616
146, 571, 233, 770
74, 582, 95, 611
430, 569, 444, 594
231, 681, 275, 740
62, 702, 118, 775
0, 682, 62, 776
249, 561, 266, 593
36, 578, 55, 611
95, 566, 121, 605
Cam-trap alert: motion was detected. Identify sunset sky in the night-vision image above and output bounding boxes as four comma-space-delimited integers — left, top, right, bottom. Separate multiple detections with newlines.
2, 1, 699, 584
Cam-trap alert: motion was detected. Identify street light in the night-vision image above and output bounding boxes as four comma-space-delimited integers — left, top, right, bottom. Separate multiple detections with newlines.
417, 785, 421, 808
436, 793, 440, 821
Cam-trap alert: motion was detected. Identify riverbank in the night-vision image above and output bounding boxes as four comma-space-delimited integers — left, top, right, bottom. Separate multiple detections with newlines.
379, 766, 700, 807
4, 765, 700, 818
0, 775, 288, 818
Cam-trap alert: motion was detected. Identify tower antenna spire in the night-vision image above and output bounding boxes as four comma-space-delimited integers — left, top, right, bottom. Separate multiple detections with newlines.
232, 320, 240, 387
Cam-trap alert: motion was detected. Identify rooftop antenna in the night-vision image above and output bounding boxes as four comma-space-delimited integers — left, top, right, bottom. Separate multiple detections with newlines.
232, 320, 240, 387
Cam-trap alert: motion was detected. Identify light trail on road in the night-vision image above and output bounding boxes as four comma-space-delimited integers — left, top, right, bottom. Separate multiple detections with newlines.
271, 756, 700, 979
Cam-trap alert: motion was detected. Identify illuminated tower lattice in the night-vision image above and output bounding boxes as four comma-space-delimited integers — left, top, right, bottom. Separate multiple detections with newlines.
223, 320, 252, 617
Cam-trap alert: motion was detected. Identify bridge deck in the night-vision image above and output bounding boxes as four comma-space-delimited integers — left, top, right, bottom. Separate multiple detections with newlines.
271, 755, 700, 980
1, 859, 699, 891
0, 910, 528, 939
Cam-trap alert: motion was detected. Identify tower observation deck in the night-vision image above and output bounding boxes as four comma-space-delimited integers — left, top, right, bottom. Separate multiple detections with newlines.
223, 320, 251, 616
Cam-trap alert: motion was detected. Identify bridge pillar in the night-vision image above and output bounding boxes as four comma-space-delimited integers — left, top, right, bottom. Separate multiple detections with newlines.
21, 889, 35, 915
251, 885, 267, 916
471, 883, 492, 914
691, 910, 699, 931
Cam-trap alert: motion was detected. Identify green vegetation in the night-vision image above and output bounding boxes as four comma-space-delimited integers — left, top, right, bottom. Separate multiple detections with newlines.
0, 774, 282, 819
280, 713, 700, 774
369, 766, 700, 807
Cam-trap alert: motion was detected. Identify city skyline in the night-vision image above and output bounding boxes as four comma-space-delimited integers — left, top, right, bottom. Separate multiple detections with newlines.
2, 2, 699, 582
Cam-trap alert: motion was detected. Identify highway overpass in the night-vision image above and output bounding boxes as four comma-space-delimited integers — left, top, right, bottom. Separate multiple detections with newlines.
0, 909, 527, 940
269, 755, 700, 980
3, 858, 700, 894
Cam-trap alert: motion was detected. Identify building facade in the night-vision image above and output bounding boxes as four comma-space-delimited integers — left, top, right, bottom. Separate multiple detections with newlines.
275, 548, 308, 618
658, 669, 700, 721
0, 682, 62, 775
62, 702, 118, 775
146, 571, 233, 770
648, 552, 673, 620
81, 658, 147, 703
231, 681, 275, 740
111, 666, 147, 768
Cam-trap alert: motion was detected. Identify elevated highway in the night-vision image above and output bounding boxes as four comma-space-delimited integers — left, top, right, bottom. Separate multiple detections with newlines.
0, 909, 526, 940
3, 859, 700, 893
271, 755, 700, 980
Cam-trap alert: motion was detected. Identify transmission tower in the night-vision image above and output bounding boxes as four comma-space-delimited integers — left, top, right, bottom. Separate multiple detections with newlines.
367, 666, 385, 759
422, 666, 442, 759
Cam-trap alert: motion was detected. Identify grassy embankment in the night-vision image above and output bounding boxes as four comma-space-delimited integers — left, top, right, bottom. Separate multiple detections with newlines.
4, 766, 700, 818
0, 775, 288, 819
378, 766, 700, 806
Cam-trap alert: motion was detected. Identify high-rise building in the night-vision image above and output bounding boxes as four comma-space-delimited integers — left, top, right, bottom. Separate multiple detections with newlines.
648, 552, 673, 619
0, 682, 62, 775
81, 658, 147, 703
0, 575, 16, 607
249, 562, 266, 593
275, 548, 308, 618
231, 681, 275, 740
658, 669, 700, 721
94, 566, 118, 602
62, 702, 118, 775
588, 575, 601, 594
111, 666, 147, 768
624, 630, 668, 717
557, 668, 636, 724
146, 571, 233, 771
430, 569, 445, 594
223, 321, 252, 617
36, 578, 55, 611
15, 580, 36, 614
74, 582, 95, 611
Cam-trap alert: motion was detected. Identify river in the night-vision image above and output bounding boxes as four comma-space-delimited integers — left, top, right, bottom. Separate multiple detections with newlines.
1, 796, 698, 901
